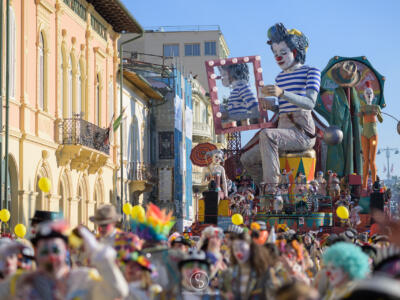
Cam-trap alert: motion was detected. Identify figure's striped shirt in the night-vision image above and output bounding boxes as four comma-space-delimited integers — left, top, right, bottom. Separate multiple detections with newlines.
275, 65, 321, 114
227, 80, 258, 118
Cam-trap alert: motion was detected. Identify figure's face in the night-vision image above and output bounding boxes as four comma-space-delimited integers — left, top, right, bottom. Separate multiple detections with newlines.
304, 235, 312, 246
232, 240, 250, 264
364, 87, 374, 104
271, 41, 296, 71
36, 238, 67, 276
219, 68, 230, 87
212, 153, 222, 164
208, 236, 222, 250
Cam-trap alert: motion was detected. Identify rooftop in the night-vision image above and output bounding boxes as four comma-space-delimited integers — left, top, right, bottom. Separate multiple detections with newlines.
144, 25, 221, 33
87, 0, 143, 33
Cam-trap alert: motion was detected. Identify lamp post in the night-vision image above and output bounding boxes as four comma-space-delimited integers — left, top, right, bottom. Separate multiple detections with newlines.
377, 147, 399, 181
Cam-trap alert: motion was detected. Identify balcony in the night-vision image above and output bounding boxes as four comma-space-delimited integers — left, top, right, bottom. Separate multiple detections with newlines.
128, 162, 157, 193
55, 117, 109, 174
193, 122, 212, 142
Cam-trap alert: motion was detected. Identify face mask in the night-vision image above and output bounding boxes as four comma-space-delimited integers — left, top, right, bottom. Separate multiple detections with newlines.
232, 240, 250, 264
272, 41, 296, 71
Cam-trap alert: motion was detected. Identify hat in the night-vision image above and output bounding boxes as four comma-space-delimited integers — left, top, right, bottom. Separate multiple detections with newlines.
31, 220, 69, 246
89, 204, 121, 225
123, 251, 153, 272
30, 210, 61, 226
331, 60, 361, 88
178, 249, 209, 269
226, 224, 244, 235
171, 236, 192, 247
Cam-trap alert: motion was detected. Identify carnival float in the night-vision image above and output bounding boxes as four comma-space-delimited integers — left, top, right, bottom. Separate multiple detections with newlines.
190, 22, 395, 236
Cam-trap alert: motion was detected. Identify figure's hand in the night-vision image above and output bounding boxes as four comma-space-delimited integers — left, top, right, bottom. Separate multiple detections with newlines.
262, 85, 284, 97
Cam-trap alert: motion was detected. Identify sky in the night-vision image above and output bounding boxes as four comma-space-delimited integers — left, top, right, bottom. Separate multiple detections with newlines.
122, 0, 400, 180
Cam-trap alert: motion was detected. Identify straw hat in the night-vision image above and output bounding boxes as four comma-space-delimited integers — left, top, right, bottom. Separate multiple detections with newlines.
331, 60, 361, 87
89, 204, 121, 225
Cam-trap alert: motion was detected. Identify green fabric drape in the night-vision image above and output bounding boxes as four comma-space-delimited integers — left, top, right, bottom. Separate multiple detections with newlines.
326, 87, 363, 177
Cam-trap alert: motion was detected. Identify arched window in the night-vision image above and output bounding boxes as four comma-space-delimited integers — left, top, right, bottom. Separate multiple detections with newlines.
96, 74, 101, 126
68, 56, 73, 117
39, 33, 44, 110
9, 7, 16, 98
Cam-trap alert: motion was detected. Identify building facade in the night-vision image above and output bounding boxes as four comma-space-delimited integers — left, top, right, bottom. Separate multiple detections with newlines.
118, 70, 162, 209
1, 0, 142, 229
121, 26, 230, 89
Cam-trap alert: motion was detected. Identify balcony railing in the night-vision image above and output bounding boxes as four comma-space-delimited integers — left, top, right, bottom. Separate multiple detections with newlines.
128, 162, 157, 182
193, 122, 211, 140
60, 117, 110, 155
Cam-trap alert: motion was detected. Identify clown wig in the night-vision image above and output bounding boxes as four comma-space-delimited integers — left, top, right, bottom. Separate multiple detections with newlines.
220, 63, 250, 83
267, 23, 309, 64
323, 242, 370, 280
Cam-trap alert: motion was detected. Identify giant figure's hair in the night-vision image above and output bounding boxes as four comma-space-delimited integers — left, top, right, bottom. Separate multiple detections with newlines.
267, 23, 309, 64
220, 63, 250, 83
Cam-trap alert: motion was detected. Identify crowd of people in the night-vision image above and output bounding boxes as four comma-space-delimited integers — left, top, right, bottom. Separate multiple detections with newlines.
0, 203, 400, 299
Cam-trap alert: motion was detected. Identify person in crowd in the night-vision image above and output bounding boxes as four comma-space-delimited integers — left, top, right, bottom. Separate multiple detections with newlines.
0, 219, 129, 299
89, 204, 122, 246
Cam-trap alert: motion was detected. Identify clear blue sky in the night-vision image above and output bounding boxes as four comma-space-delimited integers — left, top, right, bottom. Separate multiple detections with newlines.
122, 0, 400, 180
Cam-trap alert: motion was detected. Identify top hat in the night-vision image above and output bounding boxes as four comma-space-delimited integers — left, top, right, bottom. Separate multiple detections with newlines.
331, 60, 361, 88
30, 210, 61, 226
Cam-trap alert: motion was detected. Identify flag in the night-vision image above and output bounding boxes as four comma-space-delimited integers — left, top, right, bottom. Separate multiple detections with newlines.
391, 164, 394, 173
103, 113, 115, 145
113, 106, 127, 132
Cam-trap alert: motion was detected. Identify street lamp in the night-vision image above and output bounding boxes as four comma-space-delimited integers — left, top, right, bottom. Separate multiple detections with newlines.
377, 147, 399, 181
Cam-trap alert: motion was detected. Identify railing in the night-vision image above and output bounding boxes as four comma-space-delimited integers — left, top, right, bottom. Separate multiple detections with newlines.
60, 117, 110, 155
128, 162, 157, 182
144, 25, 221, 32
193, 122, 211, 138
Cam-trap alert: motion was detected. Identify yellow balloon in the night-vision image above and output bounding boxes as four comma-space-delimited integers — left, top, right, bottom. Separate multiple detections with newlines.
38, 177, 51, 193
0, 209, 10, 223
231, 213, 243, 225
131, 205, 145, 221
14, 224, 27, 238
122, 203, 132, 215
336, 206, 349, 219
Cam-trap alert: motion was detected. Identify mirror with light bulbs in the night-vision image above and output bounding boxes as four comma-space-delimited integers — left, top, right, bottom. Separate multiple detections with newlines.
205, 56, 275, 134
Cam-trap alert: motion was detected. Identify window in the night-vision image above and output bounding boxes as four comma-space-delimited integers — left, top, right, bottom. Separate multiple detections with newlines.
108, 81, 113, 122
184, 43, 200, 56
77, 65, 82, 115
204, 41, 216, 56
163, 44, 179, 57
96, 74, 100, 126
9, 7, 16, 98
60, 50, 64, 117
39, 33, 44, 110
68, 56, 73, 117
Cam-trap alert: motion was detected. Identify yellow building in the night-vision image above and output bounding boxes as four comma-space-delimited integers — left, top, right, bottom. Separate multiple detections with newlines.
2, 0, 142, 229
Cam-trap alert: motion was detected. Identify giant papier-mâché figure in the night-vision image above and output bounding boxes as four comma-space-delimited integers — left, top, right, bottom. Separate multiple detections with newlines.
240, 23, 321, 189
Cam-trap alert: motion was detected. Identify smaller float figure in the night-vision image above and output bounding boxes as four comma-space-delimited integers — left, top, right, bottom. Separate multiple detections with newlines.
204, 149, 228, 204
315, 171, 327, 196
308, 180, 319, 212
219, 63, 259, 128
360, 81, 383, 190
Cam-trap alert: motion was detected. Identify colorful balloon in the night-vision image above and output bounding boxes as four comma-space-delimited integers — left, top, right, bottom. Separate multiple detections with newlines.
0, 209, 10, 223
122, 203, 133, 215
14, 224, 27, 238
131, 205, 145, 221
38, 177, 51, 193
231, 213, 243, 225
336, 206, 349, 219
